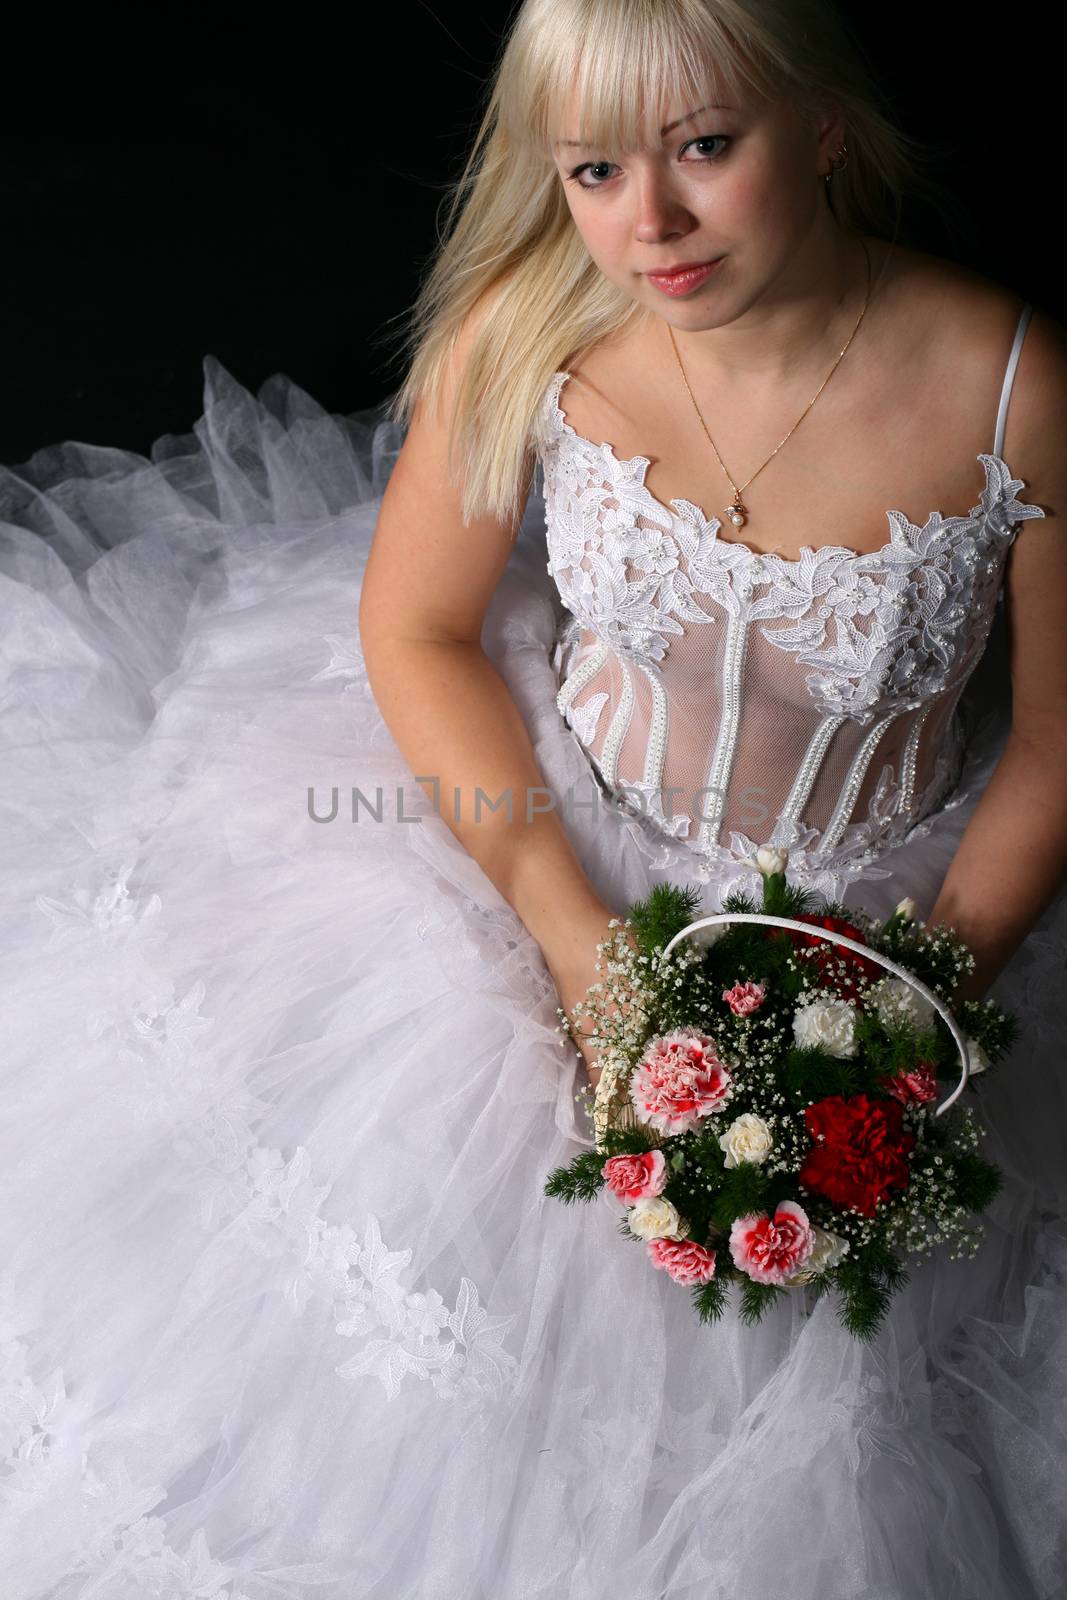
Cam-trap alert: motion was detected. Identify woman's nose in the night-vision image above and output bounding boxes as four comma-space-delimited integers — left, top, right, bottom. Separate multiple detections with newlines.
630, 170, 693, 242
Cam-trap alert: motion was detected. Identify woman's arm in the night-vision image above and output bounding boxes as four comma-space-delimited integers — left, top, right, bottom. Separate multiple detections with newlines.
927, 734, 1067, 1001
363, 635, 607, 942
927, 308, 1067, 999
359, 294, 614, 1068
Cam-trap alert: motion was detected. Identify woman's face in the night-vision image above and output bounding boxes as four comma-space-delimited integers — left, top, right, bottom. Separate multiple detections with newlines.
551, 84, 844, 329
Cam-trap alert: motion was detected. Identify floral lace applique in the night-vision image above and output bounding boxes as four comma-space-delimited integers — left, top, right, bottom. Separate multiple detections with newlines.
35, 855, 163, 948
235, 1145, 518, 1405
310, 630, 379, 703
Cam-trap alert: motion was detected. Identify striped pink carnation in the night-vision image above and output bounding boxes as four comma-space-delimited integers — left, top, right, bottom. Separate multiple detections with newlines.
601, 1150, 667, 1203
628, 1028, 733, 1135
647, 1236, 718, 1286
729, 1201, 816, 1286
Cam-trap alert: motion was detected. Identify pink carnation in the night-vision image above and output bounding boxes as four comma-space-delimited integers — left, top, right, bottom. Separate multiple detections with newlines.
601, 1149, 667, 1203
729, 1200, 816, 1286
647, 1236, 718, 1286
883, 1061, 939, 1105
722, 979, 767, 1016
628, 1029, 734, 1135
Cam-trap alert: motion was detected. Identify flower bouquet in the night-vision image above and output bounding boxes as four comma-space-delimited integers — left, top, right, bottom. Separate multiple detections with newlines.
544, 848, 1019, 1341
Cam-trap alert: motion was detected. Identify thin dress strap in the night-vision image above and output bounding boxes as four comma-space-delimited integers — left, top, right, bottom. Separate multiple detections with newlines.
993, 303, 1033, 458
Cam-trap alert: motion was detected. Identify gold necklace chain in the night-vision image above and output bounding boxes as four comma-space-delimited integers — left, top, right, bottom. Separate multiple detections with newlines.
666, 239, 872, 531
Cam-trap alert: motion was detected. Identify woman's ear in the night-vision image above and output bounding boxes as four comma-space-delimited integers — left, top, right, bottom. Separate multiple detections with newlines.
805, 100, 847, 177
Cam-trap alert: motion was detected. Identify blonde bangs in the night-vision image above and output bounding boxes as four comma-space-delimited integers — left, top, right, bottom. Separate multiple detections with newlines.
511, 0, 777, 157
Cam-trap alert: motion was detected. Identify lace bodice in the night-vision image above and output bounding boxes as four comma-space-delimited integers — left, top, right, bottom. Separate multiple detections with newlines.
532, 304, 1045, 879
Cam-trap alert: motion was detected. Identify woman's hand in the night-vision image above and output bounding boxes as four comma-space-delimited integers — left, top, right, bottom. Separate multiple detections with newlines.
542, 901, 641, 1092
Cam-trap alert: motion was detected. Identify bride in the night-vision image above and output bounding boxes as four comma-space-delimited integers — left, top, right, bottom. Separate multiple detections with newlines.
2, 1, 1065, 1596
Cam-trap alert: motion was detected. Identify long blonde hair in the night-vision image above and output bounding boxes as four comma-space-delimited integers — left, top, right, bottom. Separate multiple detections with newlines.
383, 0, 946, 530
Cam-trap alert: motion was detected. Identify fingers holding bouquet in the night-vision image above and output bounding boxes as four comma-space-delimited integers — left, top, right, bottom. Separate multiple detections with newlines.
545, 905, 647, 1096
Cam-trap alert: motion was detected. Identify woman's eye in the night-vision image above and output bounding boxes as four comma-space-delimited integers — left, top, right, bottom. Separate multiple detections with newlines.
568, 134, 732, 192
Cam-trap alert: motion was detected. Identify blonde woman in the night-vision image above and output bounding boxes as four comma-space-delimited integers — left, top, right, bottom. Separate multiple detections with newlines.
2, 2, 1065, 1596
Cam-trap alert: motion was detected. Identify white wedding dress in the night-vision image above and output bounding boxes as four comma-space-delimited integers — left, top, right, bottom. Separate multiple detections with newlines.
2, 302, 1065, 1599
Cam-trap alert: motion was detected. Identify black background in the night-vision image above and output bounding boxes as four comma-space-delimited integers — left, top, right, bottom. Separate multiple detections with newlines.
3, 5, 1059, 465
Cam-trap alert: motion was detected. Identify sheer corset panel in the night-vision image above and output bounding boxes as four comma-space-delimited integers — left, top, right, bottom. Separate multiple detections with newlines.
534, 303, 1046, 873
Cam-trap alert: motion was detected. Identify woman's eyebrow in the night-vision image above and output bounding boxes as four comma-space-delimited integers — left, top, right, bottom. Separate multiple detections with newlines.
554, 103, 736, 150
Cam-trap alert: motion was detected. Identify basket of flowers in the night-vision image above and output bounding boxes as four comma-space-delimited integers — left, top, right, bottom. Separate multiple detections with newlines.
545, 848, 1017, 1342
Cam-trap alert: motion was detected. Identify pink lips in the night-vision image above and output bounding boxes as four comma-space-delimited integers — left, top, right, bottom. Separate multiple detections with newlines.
646, 258, 724, 297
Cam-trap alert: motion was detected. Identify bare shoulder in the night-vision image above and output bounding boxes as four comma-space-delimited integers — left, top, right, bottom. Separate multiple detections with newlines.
359, 274, 531, 649
896, 245, 1064, 444
861, 243, 1067, 513
923, 254, 1067, 740
929, 247, 1067, 500
413, 271, 519, 428
987, 287, 1067, 493
848, 246, 1067, 739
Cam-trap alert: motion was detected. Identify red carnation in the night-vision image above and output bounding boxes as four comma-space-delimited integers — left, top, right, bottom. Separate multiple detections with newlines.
798, 1093, 915, 1217
882, 1060, 940, 1106
772, 914, 882, 1002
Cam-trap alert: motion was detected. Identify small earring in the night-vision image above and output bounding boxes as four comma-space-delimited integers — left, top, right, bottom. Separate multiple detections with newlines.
824, 143, 848, 184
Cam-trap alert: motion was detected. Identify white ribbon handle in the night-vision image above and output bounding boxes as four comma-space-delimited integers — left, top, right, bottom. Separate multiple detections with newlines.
662, 913, 971, 1117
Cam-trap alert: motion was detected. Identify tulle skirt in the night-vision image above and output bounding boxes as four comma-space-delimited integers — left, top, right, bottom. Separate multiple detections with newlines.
1, 357, 1064, 1599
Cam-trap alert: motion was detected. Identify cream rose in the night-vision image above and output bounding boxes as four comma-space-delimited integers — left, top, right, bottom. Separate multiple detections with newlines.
894, 896, 918, 921
755, 845, 789, 876
627, 1196, 687, 1241
780, 1225, 851, 1287
719, 1112, 774, 1169
792, 998, 858, 1059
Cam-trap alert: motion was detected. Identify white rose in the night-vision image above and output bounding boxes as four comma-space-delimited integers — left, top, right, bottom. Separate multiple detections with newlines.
627, 1196, 687, 1241
755, 845, 789, 876
868, 976, 936, 1032
965, 1035, 990, 1077
894, 896, 918, 921
793, 998, 858, 1058
780, 1225, 851, 1287
719, 1112, 774, 1169
688, 919, 727, 949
